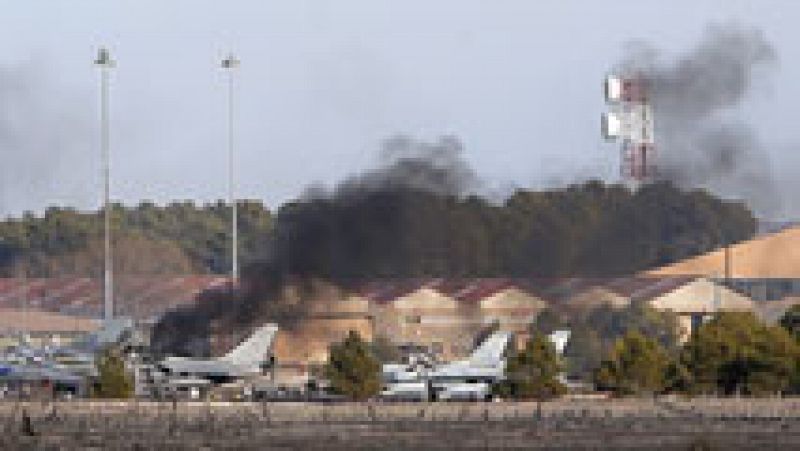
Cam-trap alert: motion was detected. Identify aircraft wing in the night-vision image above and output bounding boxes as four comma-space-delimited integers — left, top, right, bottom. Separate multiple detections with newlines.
431, 361, 505, 380
160, 358, 246, 378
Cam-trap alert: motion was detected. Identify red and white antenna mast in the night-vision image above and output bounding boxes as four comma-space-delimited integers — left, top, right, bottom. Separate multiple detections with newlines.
601, 73, 656, 188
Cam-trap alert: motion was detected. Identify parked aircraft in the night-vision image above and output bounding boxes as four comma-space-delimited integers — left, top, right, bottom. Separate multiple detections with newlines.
154, 323, 278, 384
380, 331, 513, 401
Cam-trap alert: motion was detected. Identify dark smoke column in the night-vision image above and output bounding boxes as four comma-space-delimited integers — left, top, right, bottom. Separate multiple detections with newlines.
601, 74, 656, 187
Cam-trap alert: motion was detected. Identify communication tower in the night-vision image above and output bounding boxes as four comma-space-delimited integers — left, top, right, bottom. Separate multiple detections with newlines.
601, 74, 656, 186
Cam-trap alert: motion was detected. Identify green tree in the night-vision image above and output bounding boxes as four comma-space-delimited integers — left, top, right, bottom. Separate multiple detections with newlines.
497, 333, 566, 400
557, 304, 679, 383
780, 304, 800, 342
786, 306, 800, 393
324, 331, 381, 400
594, 330, 670, 395
94, 349, 133, 399
681, 312, 800, 396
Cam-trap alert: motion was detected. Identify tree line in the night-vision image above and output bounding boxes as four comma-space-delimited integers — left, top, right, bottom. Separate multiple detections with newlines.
595, 309, 800, 396
0, 200, 272, 277
1, 181, 755, 280
324, 306, 800, 400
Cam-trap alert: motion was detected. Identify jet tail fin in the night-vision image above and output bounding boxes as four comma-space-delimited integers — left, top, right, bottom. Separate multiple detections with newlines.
219, 323, 279, 368
468, 331, 512, 367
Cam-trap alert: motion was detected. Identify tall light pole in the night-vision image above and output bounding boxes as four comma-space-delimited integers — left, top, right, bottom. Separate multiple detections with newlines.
95, 47, 115, 322
221, 53, 240, 285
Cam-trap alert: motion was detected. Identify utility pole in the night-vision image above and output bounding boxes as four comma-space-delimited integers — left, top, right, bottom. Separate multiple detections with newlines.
221, 53, 240, 285
95, 47, 115, 323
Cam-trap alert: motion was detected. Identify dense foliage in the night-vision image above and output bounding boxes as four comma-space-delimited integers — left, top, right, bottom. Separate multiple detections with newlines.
594, 331, 671, 395
496, 333, 566, 400
590, 312, 800, 396
780, 304, 800, 342
679, 312, 800, 396
539, 303, 679, 382
0, 200, 272, 276
324, 331, 381, 400
93, 349, 133, 399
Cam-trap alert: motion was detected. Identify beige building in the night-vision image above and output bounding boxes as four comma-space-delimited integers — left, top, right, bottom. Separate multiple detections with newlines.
619, 277, 755, 341
365, 278, 546, 359
537, 276, 757, 341
0, 308, 101, 348
471, 282, 548, 332
365, 280, 471, 358
647, 225, 800, 279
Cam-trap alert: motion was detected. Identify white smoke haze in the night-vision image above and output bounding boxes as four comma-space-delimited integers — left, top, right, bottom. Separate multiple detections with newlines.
617, 24, 783, 217
0, 61, 93, 217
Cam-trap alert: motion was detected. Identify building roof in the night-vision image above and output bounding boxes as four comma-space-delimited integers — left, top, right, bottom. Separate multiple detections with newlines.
521, 277, 616, 304
438, 278, 520, 303
357, 278, 544, 305
357, 278, 445, 304
0, 274, 749, 320
0, 309, 100, 334
646, 225, 800, 278
603, 276, 700, 302
354, 276, 710, 307
0, 276, 228, 320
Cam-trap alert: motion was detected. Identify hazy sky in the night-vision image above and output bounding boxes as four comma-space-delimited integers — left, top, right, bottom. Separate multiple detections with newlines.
1, 1, 799, 218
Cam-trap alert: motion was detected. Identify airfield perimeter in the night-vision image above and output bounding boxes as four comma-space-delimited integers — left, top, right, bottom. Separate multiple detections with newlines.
1, 398, 799, 449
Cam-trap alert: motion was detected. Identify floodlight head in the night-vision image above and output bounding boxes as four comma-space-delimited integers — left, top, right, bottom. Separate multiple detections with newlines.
94, 47, 115, 68
604, 75, 623, 103
601, 112, 622, 140
221, 53, 240, 69
604, 73, 649, 103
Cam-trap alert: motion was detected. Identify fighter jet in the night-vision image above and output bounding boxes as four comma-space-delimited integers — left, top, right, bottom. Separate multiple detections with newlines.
380, 331, 513, 401
154, 323, 278, 384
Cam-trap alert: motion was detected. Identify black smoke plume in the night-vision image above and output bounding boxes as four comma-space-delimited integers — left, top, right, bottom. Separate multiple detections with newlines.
152, 135, 485, 354
617, 24, 779, 215
152, 135, 756, 356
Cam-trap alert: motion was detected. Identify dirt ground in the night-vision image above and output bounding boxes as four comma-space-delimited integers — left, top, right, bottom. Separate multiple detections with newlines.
1, 398, 798, 449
